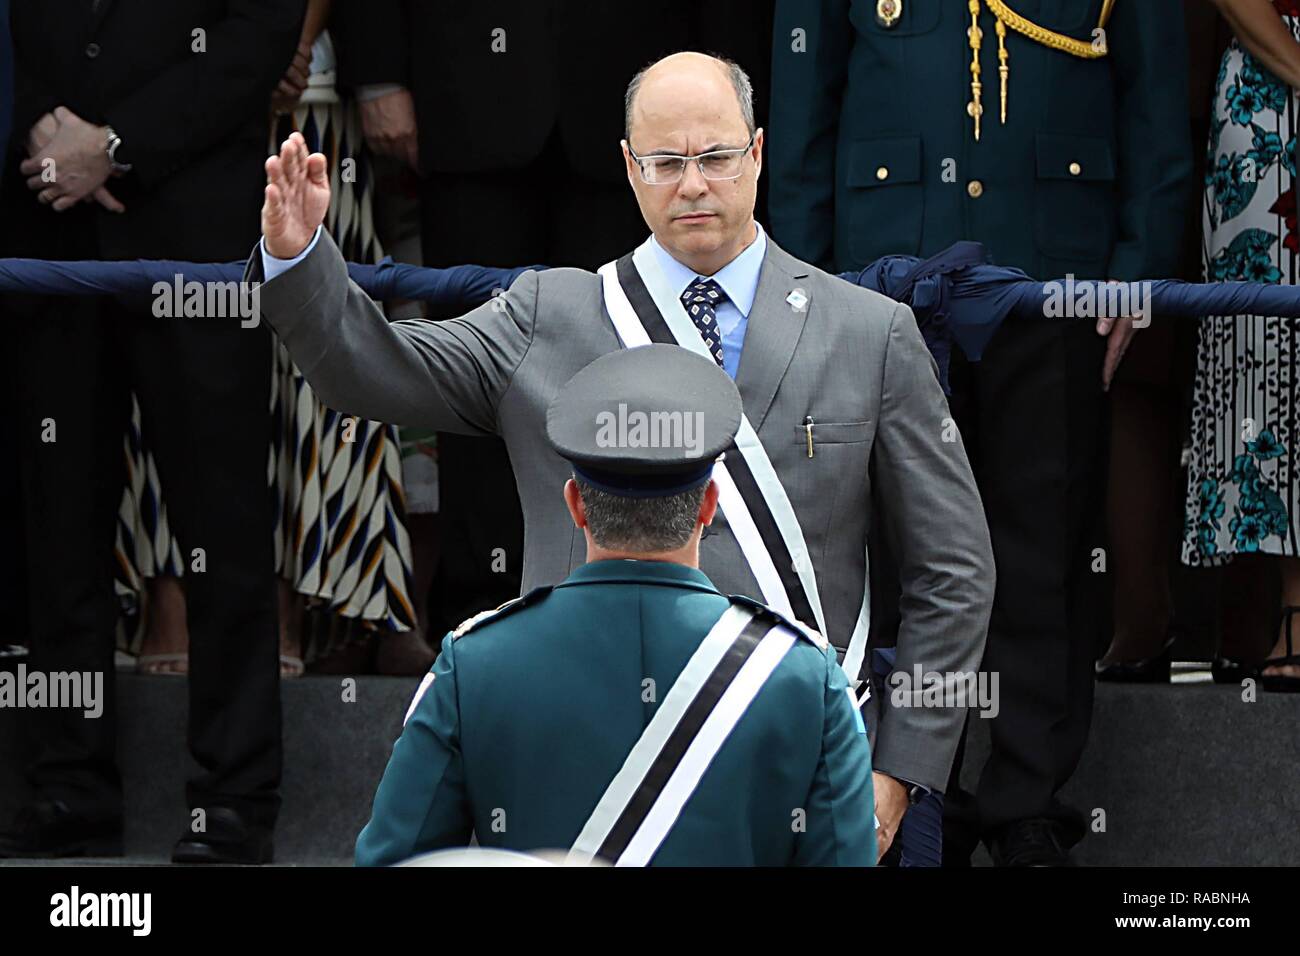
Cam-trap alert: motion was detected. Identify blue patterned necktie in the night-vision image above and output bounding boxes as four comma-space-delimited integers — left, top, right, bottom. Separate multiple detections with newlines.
680, 277, 729, 367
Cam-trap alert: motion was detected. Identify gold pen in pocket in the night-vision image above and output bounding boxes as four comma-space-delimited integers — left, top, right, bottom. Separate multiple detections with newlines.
804, 416, 815, 459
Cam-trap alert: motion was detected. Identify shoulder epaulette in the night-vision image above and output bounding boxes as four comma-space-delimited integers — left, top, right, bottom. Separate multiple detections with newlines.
452, 586, 553, 638
727, 594, 829, 651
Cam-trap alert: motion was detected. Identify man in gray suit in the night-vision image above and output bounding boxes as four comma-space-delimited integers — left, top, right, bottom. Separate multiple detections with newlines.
252, 52, 994, 861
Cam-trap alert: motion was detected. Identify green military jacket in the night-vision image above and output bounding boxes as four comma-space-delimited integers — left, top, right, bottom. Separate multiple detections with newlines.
769, 0, 1192, 280
355, 559, 876, 866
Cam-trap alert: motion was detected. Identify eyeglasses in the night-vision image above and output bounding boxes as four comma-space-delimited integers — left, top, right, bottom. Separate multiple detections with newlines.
625, 133, 757, 185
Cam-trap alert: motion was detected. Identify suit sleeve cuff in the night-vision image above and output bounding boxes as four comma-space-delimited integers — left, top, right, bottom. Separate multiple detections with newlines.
260, 226, 324, 282
890, 774, 932, 797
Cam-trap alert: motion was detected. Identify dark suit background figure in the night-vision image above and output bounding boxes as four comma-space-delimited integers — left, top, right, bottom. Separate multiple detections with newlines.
329, 0, 775, 635
0, 0, 304, 852
0, 0, 23, 668
0, 0, 11, 167
768, 0, 1192, 861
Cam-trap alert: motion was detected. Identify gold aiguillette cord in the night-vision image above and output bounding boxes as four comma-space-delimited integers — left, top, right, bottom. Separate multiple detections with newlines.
967, 0, 983, 141
967, 0, 1116, 140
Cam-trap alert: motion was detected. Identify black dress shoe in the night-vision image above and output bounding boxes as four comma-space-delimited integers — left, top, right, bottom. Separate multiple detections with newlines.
0, 800, 123, 858
0, 644, 28, 674
986, 818, 1074, 867
1095, 637, 1173, 683
172, 807, 273, 864
1211, 655, 1255, 685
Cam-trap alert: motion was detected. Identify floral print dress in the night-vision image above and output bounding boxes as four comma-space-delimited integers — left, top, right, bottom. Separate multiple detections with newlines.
1184, 5, 1300, 565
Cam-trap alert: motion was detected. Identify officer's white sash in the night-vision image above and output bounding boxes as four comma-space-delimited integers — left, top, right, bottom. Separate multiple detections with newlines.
567, 604, 796, 867
598, 242, 871, 690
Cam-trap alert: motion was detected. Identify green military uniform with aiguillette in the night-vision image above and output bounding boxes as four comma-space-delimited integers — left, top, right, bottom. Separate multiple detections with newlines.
770, 0, 1189, 284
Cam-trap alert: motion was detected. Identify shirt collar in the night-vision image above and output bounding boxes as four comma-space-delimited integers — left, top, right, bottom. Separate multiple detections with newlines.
649, 220, 767, 317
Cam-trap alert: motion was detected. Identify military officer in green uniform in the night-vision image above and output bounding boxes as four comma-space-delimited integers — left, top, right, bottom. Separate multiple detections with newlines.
768, 0, 1193, 865
355, 345, 876, 867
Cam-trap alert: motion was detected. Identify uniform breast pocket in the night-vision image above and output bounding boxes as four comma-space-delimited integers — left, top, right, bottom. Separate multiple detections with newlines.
1011, 0, 1102, 34
847, 136, 924, 264
848, 0, 942, 37
1033, 132, 1117, 264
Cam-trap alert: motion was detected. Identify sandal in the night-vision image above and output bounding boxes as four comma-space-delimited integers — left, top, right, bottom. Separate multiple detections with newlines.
1260, 606, 1300, 693
136, 653, 189, 676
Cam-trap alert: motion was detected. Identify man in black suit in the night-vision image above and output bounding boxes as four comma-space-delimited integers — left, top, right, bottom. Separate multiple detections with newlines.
0, 0, 24, 675
329, 0, 776, 633
0, 0, 304, 863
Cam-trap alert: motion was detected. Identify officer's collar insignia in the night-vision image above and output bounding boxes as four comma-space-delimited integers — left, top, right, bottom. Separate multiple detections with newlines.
876, 0, 902, 28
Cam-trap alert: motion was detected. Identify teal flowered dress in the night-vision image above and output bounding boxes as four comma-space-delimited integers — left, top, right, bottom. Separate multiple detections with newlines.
1184, 5, 1300, 565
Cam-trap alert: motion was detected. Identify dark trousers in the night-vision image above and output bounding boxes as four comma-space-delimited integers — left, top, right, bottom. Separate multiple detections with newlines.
13, 289, 281, 829
418, 127, 647, 628
1, 298, 26, 648
942, 315, 1108, 847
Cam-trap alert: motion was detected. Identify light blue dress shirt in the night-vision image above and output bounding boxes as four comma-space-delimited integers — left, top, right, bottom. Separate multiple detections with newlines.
260, 225, 322, 282
648, 222, 767, 380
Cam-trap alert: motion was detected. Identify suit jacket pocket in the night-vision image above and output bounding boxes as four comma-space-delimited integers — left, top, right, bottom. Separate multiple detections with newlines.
793, 420, 875, 445
847, 135, 924, 264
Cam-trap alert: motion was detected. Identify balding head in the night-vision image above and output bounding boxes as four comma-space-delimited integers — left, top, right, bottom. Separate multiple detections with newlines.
624, 52, 755, 142
620, 52, 763, 277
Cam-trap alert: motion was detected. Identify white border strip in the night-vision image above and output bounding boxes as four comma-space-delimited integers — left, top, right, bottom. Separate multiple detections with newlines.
402, 672, 436, 727
566, 604, 755, 865
616, 625, 798, 866
631, 243, 828, 638
843, 540, 871, 698
599, 260, 793, 618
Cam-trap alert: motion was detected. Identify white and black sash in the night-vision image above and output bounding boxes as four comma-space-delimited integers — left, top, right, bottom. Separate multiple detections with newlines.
598, 240, 871, 690
567, 604, 797, 866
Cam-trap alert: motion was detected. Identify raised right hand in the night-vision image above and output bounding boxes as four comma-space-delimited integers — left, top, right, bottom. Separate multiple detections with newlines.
263, 131, 330, 260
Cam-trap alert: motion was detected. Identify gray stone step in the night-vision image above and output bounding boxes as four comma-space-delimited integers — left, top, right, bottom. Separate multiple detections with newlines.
1, 672, 417, 865
962, 675, 1300, 865
2, 671, 1297, 865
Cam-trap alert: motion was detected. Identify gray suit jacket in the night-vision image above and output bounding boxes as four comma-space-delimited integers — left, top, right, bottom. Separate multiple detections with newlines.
247, 229, 994, 791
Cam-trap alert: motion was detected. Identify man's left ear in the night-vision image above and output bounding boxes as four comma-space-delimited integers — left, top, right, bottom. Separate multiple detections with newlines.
752, 128, 764, 178
699, 479, 720, 526
563, 478, 589, 530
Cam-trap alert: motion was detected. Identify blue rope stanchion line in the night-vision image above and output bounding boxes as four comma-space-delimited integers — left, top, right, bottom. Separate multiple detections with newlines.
0, 255, 539, 317
5, 240, 1300, 394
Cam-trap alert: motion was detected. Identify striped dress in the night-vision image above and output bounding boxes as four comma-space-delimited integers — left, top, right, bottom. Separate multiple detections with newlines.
115, 34, 416, 652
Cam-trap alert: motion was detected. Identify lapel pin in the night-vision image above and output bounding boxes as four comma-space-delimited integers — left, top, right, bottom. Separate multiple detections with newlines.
876, 0, 901, 28
787, 288, 808, 313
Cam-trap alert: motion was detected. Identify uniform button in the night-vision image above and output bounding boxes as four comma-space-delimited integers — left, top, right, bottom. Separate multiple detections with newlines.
967, 179, 984, 198
876, 166, 889, 181
1069, 161, 1082, 176
85, 42, 101, 58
